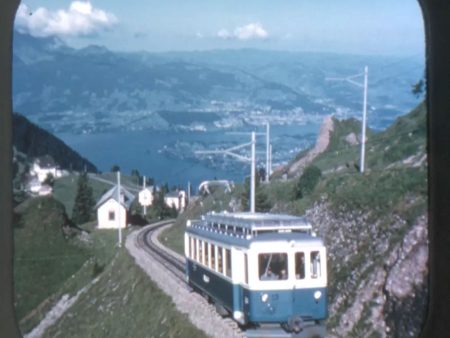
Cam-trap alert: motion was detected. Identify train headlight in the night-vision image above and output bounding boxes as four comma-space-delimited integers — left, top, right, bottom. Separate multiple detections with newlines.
314, 291, 322, 300
261, 293, 269, 303
233, 311, 244, 321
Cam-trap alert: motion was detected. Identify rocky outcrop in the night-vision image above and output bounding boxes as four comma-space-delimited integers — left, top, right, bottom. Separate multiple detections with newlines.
285, 116, 334, 176
305, 200, 428, 338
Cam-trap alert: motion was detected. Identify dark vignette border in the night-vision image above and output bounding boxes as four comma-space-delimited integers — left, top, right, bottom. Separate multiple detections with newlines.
0, 0, 22, 338
1, 1, 449, 338
418, 0, 450, 336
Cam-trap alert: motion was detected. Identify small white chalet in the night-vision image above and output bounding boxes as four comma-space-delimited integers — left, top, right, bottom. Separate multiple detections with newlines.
30, 155, 66, 183
26, 176, 53, 196
96, 185, 135, 229
164, 190, 186, 211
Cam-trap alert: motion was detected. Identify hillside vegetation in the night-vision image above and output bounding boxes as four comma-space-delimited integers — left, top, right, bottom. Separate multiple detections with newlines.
163, 101, 428, 338
13, 197, 90, 322
41, 247, 209, 338
13, 112, 97, 172
14, 167, 207, 337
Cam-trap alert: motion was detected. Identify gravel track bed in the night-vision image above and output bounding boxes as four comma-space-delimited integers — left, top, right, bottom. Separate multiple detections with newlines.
126, 224, 245, 338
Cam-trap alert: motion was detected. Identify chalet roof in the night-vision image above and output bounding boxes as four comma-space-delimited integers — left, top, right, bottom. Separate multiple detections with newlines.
95, 185, 135, 209
36, 155, 57, 168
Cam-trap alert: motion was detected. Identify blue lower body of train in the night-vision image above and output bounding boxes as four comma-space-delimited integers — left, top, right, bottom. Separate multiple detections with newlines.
186, 260, 327, 331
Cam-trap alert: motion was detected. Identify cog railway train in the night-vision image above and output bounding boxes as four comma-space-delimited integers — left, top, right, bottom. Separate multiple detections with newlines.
184, 211, 328, 333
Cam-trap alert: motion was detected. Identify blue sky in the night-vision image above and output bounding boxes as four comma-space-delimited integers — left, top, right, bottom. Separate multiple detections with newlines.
15, 0, 425, 56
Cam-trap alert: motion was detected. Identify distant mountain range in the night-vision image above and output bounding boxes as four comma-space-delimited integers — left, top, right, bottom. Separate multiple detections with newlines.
12, 32, 423, 135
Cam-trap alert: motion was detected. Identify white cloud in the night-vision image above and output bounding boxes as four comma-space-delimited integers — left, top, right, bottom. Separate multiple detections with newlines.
217, 29, 231, 39
234, 23, 268, 40
15, 2, 118, 38
217, 23, 268, 41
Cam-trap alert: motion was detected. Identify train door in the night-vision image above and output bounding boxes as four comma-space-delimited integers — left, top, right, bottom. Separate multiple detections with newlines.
292, 247, 327, 320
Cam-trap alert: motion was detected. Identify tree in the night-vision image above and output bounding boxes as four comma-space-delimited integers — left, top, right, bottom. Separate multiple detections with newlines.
148, 189, 177, 219
294, 165, 322, 199
411, 79, 425, 98
241, 167, 272, 212
72, 172, 95, 224
130, 169, 140, 185
111, 165, 120, 172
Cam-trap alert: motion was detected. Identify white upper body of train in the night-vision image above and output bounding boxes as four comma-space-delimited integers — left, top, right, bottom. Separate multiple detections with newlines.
184, 211, 328, 331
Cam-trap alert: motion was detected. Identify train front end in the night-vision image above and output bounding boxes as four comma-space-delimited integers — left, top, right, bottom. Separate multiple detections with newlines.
244, 236, 327, 333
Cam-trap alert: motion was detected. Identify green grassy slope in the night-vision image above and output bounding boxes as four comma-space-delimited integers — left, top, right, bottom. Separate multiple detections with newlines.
16, 172, 210, 337
43, 248, 209, 338
13, 197, 90, 321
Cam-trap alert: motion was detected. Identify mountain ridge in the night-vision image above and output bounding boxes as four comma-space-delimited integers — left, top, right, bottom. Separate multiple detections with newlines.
13, 32, 423, 136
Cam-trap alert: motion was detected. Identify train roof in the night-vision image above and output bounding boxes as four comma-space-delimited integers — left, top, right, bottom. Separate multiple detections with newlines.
196, 211, 311, 231
186, 211, 322, 248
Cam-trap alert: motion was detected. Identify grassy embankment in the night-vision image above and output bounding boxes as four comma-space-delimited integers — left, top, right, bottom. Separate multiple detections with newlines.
15, 173, 208, 337
42, 245, 209, 338
14, 192, 121, 333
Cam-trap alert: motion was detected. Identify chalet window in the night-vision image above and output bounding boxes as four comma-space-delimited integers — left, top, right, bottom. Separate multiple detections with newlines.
108, 211, 115, 221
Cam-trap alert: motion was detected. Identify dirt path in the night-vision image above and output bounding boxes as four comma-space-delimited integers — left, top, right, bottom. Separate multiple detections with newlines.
24, 276, 101, 338
288, 115, 334, 176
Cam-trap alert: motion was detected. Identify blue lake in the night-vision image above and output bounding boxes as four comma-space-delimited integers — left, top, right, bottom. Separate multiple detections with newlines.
57, 122, 321, 190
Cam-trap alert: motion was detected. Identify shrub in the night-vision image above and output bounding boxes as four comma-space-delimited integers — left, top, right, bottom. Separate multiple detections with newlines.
294, 165, 322, 199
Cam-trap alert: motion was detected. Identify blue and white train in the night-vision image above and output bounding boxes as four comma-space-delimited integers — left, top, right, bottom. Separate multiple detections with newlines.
184, 211, 327, 333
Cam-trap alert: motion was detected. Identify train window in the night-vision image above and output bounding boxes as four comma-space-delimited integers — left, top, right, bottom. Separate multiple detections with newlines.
196, 238, 200, 262
218, 247, 223, 273
225, 249, 232, 277
205, 242, 210, 266
244, 253, 248, 284
295, 252, 305, 279
192, 237, 197, 260
210, 244, 215, 269
199, 240, 203, 264
259, 253, 288, 281
310, 251, 321, 278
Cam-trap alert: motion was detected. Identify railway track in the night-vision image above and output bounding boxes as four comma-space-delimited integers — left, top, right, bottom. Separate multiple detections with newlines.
136, 220, 186, 280
134, 220, 245, 338
133, 221, 326, 338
